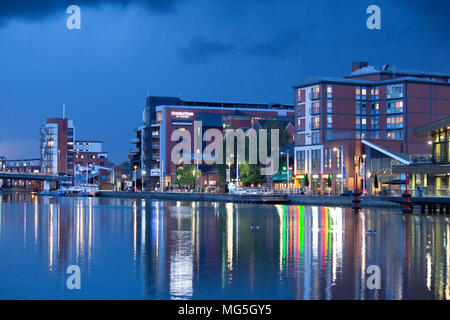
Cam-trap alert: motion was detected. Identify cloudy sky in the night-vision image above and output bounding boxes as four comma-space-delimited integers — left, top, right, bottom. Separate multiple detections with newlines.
0, 0, 449, 163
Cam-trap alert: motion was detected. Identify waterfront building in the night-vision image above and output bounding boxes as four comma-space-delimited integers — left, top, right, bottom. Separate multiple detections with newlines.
74, 140, 111, 168
0, 158, 42, 189
74, 140, 114, 188
294, 62, 450, 194
393, 116, 450, 196
132, 96, 294, 191
40, 118, 75, 175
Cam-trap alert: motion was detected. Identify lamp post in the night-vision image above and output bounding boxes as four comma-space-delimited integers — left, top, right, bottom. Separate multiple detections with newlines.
133, 165, 137, 192
280, 151, 290, 194
362, 154, 367, 194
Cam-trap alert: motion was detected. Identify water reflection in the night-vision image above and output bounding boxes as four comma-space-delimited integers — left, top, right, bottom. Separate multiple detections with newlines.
0, 192, 449, 300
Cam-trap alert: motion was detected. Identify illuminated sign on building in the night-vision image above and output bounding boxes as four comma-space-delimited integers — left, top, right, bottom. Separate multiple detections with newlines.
171, 111, 194, 119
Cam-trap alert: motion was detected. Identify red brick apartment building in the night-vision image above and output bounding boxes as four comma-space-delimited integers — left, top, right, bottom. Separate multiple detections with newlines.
294, 62, 450, 194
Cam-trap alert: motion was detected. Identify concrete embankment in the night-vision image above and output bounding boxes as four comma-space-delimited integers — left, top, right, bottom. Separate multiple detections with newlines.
98, 191, 401, 208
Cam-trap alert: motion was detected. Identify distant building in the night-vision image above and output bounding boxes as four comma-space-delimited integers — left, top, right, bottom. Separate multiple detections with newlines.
132, 96, 294, 191
40, 118, 75, 175
0, 158, 41, 189
73, 140, 114, 188
294, 61, 450, 194
74, 140, 110, 168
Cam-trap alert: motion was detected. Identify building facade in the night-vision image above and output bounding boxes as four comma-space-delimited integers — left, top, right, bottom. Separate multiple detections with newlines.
393, 116, 450, 196
40, 118, 75, 175
294, 62, 450, 194
133, 96, 294, 191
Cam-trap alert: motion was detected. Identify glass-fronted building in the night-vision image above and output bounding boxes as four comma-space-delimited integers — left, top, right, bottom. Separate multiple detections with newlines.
393, 116, 450, 196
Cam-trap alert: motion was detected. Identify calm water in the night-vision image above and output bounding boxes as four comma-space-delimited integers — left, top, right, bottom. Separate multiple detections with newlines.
0, 192, 449, 300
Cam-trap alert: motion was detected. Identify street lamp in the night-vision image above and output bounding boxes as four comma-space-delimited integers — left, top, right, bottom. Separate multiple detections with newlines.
333, 146, 344, 194
280, 151, 290, 194
362, 154, 367, 193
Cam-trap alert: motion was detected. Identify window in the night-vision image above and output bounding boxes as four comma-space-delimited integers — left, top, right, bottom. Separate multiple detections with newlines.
370, 131, 380, 139
324, 149, 332, 169
327, 101, 332, 114
311, 117, 320, 130
310, 102, 320, 115
312, 131, 320, 144
327, 116, 332, 129
355, 87, 361, 100
297, 89, 306, 103
386, 130, 404, 140
371, 87, 380, 100
312, 150, 321, 170
327, 85, 333, 99
387, 84, 403, 99
387, 115, 403, 129
371, 103, 379, 115
336, 149, 342, 169
387, 100, 403, 114
356, 102, 367, 115
296, 151, 305, 171
356, 117, 366, 129
310, 87, 320, 100
371, 117, 379, 130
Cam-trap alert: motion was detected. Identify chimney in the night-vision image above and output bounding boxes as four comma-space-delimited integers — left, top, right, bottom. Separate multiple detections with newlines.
352, 61, 369, 72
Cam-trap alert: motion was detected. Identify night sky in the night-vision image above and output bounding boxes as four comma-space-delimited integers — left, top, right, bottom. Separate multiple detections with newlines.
0, 0, 449, 164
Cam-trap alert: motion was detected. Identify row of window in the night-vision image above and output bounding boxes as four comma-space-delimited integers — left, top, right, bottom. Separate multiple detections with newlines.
296, 148, 343, 171
297, 84, 403, 104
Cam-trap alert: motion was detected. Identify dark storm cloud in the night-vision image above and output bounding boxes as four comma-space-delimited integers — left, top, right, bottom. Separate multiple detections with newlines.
0, 0, 182, 21
393, 0, 450, 28
241, 28, 307, 59
177, 37, 235, 64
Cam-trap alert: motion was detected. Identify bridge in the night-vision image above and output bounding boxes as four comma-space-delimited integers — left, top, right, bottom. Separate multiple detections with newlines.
0, 171, 59, 182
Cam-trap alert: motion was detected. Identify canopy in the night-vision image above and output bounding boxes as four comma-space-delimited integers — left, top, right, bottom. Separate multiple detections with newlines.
271, 171, 294, 182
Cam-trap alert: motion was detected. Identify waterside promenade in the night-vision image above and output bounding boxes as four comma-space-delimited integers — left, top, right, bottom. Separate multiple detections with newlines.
97, 191, 401, 208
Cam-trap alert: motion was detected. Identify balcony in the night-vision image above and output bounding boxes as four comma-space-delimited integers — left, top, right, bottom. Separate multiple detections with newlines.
309, 106, 320, 115
309, 92, 320, 100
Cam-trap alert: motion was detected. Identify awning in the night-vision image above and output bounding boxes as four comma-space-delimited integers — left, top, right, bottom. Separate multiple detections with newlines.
271, 171, 294, 182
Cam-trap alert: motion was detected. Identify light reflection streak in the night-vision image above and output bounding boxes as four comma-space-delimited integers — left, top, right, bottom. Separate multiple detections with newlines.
226, 202, 234, 271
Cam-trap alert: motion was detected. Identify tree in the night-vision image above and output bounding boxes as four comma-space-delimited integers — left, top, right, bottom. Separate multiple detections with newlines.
175, 164, 201, 186
240, 162, 265, 187
120, 160, 131, 175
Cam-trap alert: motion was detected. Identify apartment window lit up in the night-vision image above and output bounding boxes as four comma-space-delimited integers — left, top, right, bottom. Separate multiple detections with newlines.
327, 85, 332, 99
311, 116, 320, 130
327, 101, 332, 114
310, 87, 320, 100
387, 84, 403, 99
387, 115, 403, 129
324, 148, 332, 169
327, 116, 332, 129
310, 102, 320, 115
387, 101, 403, 114
371, 87, 380, 100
